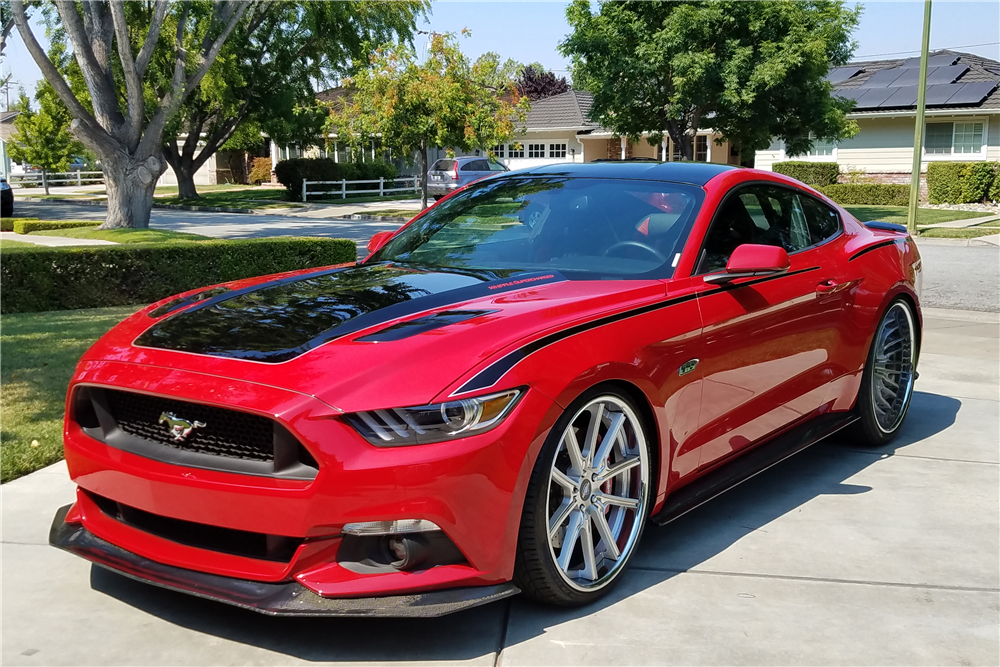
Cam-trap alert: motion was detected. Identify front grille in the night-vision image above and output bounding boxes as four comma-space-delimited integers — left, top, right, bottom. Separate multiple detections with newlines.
86, 491, 303, 562
105, 389, 274, 462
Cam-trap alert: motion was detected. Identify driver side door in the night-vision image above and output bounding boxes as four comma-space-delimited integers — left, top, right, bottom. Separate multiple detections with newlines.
689, 184, 848, 470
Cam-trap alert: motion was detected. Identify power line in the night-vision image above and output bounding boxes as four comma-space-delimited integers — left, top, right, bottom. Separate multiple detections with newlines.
855, 41, 999, 59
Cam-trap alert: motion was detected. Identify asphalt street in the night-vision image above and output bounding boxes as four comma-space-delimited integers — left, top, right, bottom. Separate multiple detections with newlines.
12, 199, 999, 311
2, 307, 997, 665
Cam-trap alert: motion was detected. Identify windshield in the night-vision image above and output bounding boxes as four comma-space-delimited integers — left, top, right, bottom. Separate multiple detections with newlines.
370, 176, 704, 279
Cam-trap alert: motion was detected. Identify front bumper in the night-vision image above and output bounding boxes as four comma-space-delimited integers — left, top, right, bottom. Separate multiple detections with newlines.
50, 504, 520, 617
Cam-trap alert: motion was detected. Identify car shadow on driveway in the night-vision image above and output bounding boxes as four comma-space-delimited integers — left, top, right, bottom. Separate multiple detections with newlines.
89, 391, 960, 663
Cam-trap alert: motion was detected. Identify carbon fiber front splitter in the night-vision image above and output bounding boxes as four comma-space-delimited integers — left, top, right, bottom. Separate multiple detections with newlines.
49, 504, 520, 617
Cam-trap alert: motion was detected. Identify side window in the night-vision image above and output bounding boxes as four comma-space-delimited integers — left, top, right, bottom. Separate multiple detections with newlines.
699, 188, 763, 273
488, 161, 508, 172
797, 195, 841, 245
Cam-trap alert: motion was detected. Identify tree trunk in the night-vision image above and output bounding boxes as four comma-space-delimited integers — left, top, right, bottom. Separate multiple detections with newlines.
98, 154, 164, 229
41, 167, 50, 195
164, 151, 200, 199
420, 139, 429, 210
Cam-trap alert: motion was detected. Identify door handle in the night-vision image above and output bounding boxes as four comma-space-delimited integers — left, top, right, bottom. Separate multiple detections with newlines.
815, 279, 840, 294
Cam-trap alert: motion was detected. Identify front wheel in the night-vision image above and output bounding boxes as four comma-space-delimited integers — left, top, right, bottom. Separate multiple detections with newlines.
514, 388, 651, 606
850, 299, 918, 446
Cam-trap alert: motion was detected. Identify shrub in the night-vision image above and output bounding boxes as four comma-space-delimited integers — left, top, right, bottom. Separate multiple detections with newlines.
960, 162, 999, 203
771, 161, 840, 186
248, 157, 273, 185
0, 237, 357, 314
990, 169, 1000, 203
13, 219, 99, 234
274, 158, 399, 201
818, 184, 910, 206
927, 161, 1000, 204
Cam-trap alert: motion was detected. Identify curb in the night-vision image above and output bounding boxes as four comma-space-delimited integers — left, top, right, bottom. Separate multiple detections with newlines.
349, 214, 411, 223
18, 196, 256, 215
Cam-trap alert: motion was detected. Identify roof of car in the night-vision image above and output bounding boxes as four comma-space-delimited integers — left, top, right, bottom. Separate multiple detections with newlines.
504, 161, 740, 186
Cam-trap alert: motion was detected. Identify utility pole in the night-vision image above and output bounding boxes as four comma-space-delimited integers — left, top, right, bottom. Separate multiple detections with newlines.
907, 0, 932, 234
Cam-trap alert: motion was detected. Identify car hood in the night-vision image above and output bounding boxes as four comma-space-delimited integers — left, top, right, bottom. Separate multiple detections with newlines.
85, 263, 665, 411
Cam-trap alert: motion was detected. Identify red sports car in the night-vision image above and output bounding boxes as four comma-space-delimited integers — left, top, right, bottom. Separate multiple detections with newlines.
51, 162, 922, 616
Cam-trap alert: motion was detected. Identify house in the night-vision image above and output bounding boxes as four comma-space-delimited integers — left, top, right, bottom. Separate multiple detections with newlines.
754, 50, 1000, 185
1, 110, 20, 178
269, 88, 743, 176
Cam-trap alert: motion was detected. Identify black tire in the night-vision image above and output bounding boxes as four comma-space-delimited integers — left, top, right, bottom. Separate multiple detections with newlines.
513, 386, 652, 606
1, 204, 11, 219
849, 299, 919, 446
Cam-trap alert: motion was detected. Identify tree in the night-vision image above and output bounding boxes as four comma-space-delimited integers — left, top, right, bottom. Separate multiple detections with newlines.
160, 2, 425, 200
12, 1, 249, 228
329, 32, 528, 209
560, 1, 861, 160
516, 64, 570, 101
8, 85, 84, 193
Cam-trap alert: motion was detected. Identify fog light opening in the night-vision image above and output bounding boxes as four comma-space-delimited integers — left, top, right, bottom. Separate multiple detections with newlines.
386, 535, 431, 571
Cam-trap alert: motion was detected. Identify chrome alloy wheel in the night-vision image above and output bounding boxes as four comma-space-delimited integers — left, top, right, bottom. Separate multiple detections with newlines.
545, 396, 649, 592
871, 301, 917, 433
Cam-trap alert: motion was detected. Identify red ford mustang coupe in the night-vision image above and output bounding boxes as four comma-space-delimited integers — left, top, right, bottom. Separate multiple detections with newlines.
51, 162, 922, 616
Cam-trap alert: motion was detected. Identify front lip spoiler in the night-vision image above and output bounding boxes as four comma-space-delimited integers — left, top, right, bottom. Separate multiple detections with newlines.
49, 504, 520, 617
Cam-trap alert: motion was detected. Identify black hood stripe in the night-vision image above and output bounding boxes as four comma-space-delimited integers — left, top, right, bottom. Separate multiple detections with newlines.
135, 265, 566, 363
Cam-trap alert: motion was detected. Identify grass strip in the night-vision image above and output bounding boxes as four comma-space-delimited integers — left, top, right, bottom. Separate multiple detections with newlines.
1, 306, 138, 482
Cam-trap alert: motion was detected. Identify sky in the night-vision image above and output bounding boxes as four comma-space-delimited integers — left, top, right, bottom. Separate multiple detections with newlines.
3, 0, 999, 107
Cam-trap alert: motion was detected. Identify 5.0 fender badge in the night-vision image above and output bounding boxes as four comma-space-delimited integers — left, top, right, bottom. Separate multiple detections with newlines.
678, 359, 699, 376
159, 412, 206, 442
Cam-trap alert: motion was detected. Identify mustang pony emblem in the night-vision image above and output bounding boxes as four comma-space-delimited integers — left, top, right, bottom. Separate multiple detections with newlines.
158, 412, 206, 442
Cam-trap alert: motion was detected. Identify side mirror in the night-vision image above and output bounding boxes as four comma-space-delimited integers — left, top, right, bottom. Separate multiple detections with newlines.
704, 244, 790, 284
367, 231, 394, 254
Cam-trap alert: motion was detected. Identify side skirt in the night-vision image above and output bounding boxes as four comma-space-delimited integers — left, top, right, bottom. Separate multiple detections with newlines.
651, 412, 858, 526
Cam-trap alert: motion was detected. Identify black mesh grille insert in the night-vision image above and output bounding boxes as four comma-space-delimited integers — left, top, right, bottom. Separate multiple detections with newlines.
105, 389, 274, 462
87, 491, 303, 562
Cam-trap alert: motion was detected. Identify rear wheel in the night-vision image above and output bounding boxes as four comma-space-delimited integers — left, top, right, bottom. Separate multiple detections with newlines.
514, 388, 651, 606
850, 299, 918, 446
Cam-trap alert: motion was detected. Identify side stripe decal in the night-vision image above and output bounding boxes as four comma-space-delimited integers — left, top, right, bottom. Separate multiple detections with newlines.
849, 239, 899, 262
453, 266, 821, 395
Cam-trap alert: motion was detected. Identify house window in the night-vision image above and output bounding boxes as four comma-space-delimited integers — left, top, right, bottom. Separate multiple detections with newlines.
695, 136, 708, 162
493, 144, 505, 158
925, 121, 985, 155
808, 135, 836, 157
549, 143, 567, 158
528, 143, 545, 158
509, 143, 524, 158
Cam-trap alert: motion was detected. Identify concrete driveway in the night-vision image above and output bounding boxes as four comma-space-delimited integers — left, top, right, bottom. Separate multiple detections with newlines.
2, 306, 997, 666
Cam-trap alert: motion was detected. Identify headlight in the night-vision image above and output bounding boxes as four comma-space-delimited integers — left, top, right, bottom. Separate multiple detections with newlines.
344, 389, 522, 446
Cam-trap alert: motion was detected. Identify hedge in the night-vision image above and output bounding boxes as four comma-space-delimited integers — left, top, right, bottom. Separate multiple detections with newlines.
275, 158, 398, 201
1, 237, 357, 314
771, 161, 840, 186
927, 161, 1000, 204
13, 219, 100, 234
818, 183, 910, 206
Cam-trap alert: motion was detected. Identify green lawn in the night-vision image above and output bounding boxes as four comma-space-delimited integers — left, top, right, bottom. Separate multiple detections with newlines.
1, 306, 138, 482
0, 240, 36, 249
358, 209, 419, 218
917, 227, 1000, 239
29, 227, 211, 244
844, 205, 986, 226
310, 193, 420, 205
157, 187, 301, 210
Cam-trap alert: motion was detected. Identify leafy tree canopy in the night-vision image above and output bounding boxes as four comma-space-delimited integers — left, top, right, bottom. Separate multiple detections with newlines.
329, 31, 529, 208
560, 0, 861, 159
155, 1, 427, 198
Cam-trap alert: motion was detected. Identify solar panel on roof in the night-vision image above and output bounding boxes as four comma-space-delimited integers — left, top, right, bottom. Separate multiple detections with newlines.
946, 81, 998, 105
925, 64, 969, 85
852, 87, 897, 109
860, 68, 906, 88
902, 55, 959, 67
924, 83, 963, 106
825, 67, 863, 84
889, 68, 925, 86
880, 85, 919, 108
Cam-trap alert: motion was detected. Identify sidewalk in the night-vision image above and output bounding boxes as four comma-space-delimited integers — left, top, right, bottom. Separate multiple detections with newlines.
919, 213, 1000, 229
0, 231, 117, 247
1, 308, 996, 666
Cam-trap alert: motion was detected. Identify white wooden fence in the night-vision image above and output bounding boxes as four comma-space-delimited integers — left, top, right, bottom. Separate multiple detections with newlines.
302, 176, 419, 201
8, 171, 105, 188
